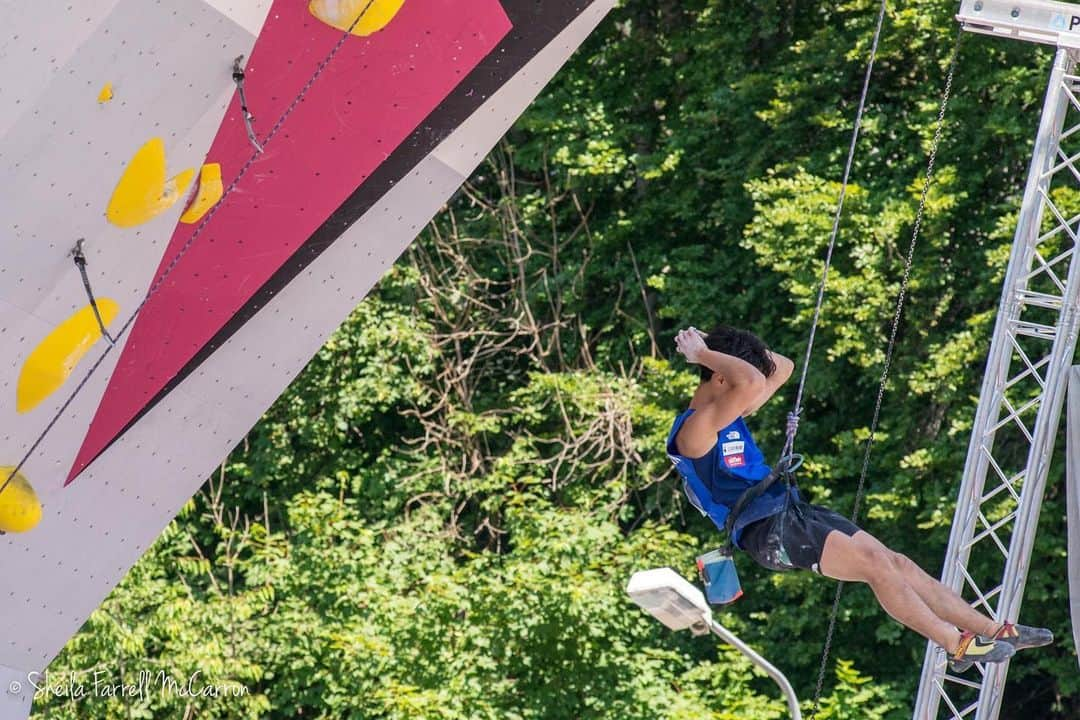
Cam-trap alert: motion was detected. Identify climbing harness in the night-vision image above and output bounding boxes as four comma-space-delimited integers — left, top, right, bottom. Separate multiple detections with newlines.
0, 1, 378, 500
722, 453, 803, 555
805, 26, 966, 719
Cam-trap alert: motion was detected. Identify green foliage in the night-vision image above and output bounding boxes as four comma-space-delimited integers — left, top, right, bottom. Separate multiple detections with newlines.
809, 660, 904, 720
36, 1, 1079, 718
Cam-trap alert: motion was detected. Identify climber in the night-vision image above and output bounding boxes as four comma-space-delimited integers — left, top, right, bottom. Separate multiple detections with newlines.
667, 324, 1052, 671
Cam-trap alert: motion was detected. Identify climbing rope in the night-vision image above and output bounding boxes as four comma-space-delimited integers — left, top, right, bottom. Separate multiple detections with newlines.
0, 0, 377, 500
782, 0, 890, 463
808, 27, 965, 718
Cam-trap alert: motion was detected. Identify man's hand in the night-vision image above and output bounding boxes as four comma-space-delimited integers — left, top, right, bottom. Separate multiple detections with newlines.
675, 327, 708, 364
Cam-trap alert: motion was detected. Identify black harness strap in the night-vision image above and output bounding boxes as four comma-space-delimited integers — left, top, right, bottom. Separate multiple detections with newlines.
722, 457, 798, 551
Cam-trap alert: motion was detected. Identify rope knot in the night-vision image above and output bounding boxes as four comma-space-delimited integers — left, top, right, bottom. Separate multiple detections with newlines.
785, 410, 801, 439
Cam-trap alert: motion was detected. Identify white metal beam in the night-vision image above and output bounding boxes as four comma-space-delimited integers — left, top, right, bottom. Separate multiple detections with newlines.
958, 0, 1080, 47
1068, 365, 1080, 672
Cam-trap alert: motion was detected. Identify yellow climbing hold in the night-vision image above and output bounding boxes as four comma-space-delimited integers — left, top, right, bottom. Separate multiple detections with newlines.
97, 82, 114, 103
106, 138, 195, 228
17, 300, 120, 414
180, 163, 224, 224
0, 468, 42, 534
309, 0, 406, 36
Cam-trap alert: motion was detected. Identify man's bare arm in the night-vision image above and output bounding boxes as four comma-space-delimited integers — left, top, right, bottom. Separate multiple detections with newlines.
673, 328, 767, 456
694, 347, 768, 391
745, 350, 794, 416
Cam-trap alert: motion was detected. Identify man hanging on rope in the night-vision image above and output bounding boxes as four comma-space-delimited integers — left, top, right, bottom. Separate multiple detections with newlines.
667, 325, 1053, 671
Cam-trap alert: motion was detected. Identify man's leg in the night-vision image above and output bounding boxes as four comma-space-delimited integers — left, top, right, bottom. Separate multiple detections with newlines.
849, 531, 998, 637
817, 529, 963, 653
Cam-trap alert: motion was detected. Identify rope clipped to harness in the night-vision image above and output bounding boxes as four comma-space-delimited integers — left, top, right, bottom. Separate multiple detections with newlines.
780, 410, 801, 474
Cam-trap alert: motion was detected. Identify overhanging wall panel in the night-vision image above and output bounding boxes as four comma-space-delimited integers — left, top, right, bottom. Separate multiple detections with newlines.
0, 0, 614, 680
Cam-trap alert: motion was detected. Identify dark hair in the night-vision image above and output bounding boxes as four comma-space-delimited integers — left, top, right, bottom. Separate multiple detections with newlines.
699, 325, 775, 382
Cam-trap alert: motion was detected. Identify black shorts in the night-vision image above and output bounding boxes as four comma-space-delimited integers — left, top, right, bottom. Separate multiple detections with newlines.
739, 501, 861, 574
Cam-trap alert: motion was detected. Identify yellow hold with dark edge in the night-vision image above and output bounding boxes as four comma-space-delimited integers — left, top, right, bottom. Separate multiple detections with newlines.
17, 300, 120, 413
309, 0, 406, 36
106, 138, 194, 228
0, 468, 42, 533
180, 163, 224, 224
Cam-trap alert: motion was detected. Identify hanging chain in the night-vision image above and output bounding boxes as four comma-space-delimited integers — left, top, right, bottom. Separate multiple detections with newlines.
810, 26, 965, 717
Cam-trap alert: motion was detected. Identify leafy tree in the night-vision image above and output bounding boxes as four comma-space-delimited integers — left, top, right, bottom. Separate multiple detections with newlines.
35, 1, 1079, 718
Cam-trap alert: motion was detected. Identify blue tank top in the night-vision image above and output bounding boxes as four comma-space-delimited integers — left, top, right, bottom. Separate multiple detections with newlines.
666, 409, 797, 547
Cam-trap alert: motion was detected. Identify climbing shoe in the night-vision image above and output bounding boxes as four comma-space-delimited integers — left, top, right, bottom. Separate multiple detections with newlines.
947, 632, 1015, 673
991, 622, 1053, 651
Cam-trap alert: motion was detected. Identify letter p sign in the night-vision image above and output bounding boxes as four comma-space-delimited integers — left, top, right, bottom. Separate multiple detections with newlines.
1071, 15, 1080, 31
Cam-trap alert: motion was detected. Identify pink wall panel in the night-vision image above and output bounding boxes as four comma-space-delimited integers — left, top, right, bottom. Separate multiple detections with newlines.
68, 0, 511, 482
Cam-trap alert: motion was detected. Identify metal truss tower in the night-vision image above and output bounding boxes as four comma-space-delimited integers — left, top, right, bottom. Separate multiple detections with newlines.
914, 2, 1080, 717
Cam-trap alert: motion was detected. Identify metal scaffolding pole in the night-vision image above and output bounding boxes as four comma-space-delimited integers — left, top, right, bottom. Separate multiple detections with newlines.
913, 40, 1080, 719
1068, 366, 1080, 674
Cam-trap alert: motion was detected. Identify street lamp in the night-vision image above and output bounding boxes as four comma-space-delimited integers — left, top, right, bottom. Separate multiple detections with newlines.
627, 568, 803, 720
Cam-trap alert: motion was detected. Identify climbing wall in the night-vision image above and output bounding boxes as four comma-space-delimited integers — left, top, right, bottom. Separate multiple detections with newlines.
0, 0, 614, 709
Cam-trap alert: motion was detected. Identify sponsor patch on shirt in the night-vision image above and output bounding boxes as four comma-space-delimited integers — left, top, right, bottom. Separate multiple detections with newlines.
725, 453, 746, 468
725, 431, 740, 440
721, 441, 745, 456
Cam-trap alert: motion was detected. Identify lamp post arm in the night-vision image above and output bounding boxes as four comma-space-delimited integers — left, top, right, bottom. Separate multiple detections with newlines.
706, 618, 802, 720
